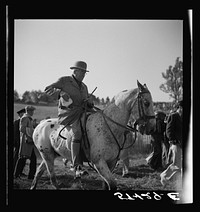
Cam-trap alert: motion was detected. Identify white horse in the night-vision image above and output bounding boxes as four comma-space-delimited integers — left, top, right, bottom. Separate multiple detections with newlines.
30, 81, 156, 190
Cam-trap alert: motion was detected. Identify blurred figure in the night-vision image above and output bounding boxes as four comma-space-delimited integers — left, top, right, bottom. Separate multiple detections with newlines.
13, 108, 25, 174
162, 113, 170, 167
33, 118, 39, 128
146, 111, 166, 171
160, 100, 183, 187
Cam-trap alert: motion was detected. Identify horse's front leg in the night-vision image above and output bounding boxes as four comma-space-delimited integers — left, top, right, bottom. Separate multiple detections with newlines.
94, 159, 117, 190
42, 151, 60, 190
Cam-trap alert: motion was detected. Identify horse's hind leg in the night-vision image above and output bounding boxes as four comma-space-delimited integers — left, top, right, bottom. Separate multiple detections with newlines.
43, 152, 59, 189
94, 159, 117, 190
30, 160, 46, 190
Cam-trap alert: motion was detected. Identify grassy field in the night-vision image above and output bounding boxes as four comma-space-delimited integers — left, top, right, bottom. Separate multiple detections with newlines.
14, 103, 105, 122
13, 154, 181, 191
14, 103, 58, 122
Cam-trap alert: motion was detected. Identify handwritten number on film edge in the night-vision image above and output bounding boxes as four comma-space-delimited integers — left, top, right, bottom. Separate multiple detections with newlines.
114, 192, 180, 201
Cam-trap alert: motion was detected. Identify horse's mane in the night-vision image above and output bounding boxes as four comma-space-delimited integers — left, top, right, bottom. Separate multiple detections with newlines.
101, 88, 139, 113
113, 88, 138, 105
114, 85, 150, 101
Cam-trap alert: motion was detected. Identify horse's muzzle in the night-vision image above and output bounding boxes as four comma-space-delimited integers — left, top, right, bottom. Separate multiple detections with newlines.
138, 120, 155, 135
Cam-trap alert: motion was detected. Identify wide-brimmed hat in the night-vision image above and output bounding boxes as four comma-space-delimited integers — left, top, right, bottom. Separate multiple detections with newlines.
70, 61, 89, 72
17, 108, 25, 115
25, 105, 36, 112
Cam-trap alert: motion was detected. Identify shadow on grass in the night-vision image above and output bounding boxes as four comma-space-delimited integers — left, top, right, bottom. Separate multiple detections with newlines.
114, 164, 155, 178
55, 173, 103, 190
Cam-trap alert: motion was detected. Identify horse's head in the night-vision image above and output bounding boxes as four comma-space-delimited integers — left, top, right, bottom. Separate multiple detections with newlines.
130, 80, 156, 135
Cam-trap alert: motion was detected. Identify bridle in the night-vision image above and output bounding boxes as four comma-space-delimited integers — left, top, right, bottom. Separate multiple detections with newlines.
133, 90, 155, 128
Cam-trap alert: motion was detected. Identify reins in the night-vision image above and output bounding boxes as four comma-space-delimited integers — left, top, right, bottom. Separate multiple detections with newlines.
92, 106, 138, 163
58, 105, 138, 159
93, 106, 138, 133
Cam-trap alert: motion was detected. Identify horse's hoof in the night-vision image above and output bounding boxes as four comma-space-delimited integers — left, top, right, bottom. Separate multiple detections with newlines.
74, 175, 81, 182
58, 182, 65, 188
102, 181, 117, 190
110, 184, 117, 191
75, 169, 89, 178
102, 181, 109, 190
30, 186, 35, 190
81, 170, 89, 176
54, 186, 60, 190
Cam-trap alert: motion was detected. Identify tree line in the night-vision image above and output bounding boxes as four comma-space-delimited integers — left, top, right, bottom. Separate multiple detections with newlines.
14, 89, 112, 107
14, 57, 183, 109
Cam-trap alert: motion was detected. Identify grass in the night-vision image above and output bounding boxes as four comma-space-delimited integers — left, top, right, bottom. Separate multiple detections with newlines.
14, 103, 104, 122
14, 103, 58, 122
13, 155, 182, 191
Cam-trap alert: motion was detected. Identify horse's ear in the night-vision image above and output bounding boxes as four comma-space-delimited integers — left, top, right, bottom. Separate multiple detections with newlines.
143, 83, 148, 89
137, 80, 144, 91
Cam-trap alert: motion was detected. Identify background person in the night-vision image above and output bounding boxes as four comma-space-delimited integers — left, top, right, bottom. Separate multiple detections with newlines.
13, 108, 25, 174
160, 100, 183, 187
14, 105, 37, 180
146, 111, 166, 171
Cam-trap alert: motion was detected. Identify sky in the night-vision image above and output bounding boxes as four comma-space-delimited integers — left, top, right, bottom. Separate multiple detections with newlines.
14, 19, 183, 102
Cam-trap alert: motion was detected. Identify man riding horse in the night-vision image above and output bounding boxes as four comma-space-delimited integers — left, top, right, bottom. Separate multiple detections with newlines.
32, 78, 156, 190
44, 61, 94, 177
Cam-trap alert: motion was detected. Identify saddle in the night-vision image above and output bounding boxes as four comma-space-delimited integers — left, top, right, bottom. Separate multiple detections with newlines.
57, 111, 94, 163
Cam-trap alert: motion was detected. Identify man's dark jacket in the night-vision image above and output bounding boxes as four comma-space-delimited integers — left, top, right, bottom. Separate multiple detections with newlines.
166, 112, 182, 143
14, 119, 20, 147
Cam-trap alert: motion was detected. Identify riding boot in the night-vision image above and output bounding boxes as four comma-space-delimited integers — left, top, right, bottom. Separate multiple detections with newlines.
71, 141, 87, 177
14, 157, 26, 178
71, 141, 81, 169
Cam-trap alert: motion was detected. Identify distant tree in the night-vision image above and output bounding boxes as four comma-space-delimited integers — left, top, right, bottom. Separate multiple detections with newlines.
101, 98, 105, 105
47, 89, 60, 102
38, 91, 49, 103
160, 57, 183, 103
22, 91, 31, 103
14, 90, 20, 102
95, 97, 100, 105
21, 89, 58, 105
105, 96, 110, 105
29, 90, 39, 104
90, 94, 100, 105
